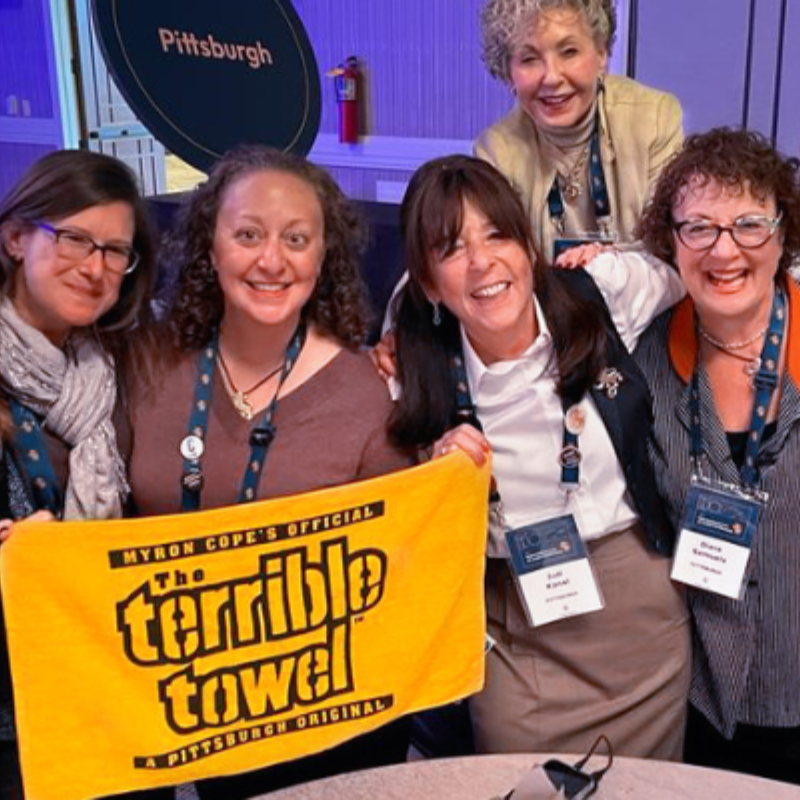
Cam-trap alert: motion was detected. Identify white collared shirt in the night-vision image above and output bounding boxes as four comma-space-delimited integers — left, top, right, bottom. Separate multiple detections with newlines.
462, 250, 685, 556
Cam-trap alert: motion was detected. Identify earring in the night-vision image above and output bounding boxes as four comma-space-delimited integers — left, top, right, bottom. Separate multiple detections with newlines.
432, 302, 442, 327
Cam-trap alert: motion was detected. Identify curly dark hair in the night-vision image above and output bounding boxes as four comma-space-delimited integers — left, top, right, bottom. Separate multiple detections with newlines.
638, 127, 800, 273
162, 145, 371, 353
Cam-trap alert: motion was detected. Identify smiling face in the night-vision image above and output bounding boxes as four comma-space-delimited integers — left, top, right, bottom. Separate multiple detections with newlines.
508, 8, 607, 129
211, 169, 325, 336
425, 200, 537, 363
2, 201, 133, 346
672, 178, 783, 333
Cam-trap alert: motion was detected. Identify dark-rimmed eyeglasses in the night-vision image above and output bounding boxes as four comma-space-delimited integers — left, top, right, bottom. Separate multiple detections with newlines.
35, 222, 139, 275
673, 213, 782, 251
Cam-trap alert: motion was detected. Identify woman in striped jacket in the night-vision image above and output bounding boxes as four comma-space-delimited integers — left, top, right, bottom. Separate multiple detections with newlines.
634, 127, 800, 784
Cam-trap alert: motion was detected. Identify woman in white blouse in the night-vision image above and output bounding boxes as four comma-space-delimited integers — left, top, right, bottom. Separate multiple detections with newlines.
389, 155, 689, 759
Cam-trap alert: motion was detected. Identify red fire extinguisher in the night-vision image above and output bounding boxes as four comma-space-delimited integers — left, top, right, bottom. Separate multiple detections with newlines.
328, 56, 360, 144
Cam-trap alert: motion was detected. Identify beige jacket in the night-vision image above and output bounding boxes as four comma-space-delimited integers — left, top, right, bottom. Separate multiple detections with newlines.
474, 75, 683, 260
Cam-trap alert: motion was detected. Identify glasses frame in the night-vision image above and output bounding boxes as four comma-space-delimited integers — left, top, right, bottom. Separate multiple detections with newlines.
672, 213, 783, 252
34, 221, 139, 275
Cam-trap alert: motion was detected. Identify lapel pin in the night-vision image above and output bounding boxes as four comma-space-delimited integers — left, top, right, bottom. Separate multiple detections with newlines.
594, 367, 624, 399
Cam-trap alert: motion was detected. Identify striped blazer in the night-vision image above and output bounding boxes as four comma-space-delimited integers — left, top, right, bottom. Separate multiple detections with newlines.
633, 279, 800, 737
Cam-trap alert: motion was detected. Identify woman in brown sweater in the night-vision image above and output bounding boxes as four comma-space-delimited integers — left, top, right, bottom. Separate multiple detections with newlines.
128, 145, 411, 798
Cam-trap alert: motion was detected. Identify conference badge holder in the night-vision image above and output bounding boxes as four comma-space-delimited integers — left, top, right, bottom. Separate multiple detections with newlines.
671, 476, 764, 600
491, 735, 613, 800
505, 514, 603, 628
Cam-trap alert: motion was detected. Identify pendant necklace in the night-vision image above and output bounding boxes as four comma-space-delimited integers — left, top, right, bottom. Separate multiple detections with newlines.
698, 324, 768, 383
558, 144, 591, 204
217, 349, 284, 421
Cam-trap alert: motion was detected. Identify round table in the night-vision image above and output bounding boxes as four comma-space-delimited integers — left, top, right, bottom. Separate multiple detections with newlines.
257, 753, 800, 799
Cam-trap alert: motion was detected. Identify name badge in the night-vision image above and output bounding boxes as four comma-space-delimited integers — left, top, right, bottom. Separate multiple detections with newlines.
505, 515, 604, 627
671, 483, 762, 600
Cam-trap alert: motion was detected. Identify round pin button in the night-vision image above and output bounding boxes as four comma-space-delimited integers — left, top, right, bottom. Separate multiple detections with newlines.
180, 435, 205, 460
565, 404, 586, 435
559, 445, 582, 469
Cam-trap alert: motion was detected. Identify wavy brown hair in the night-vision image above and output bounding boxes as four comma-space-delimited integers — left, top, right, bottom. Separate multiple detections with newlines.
161, 145, 371, 354
638, 127, 800, 273
390, 155, 608, 449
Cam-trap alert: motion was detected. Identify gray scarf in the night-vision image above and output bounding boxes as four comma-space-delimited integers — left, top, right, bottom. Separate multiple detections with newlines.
0, 298, 126, 519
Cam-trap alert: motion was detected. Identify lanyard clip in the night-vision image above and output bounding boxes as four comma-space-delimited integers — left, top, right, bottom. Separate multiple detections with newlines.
249, 424, 276, 449
753, 369, 778, 392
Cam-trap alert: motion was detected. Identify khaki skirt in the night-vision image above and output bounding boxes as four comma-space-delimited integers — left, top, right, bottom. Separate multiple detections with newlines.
470, 525, 690, 760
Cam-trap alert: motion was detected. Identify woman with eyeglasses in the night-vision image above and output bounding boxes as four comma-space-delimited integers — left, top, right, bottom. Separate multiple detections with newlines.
0, 149, 165, 799
634, 128, 800, 784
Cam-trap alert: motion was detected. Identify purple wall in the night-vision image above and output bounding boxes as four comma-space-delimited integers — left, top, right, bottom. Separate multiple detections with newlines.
0, 0, 63, 198
632, 0, 800, 155
295, 0, 799, 202
294, 0, 511, 141
0, 0, 55, 118
1, 0, 798, 204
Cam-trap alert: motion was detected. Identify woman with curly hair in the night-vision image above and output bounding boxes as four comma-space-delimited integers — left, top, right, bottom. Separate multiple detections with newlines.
476, 0, 682, 261
634, 127, 800, 783
128, 145, 411, 798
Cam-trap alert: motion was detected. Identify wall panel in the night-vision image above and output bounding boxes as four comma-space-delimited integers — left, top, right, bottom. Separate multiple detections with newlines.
632, 0, 799, 155
294, 0, 511, 141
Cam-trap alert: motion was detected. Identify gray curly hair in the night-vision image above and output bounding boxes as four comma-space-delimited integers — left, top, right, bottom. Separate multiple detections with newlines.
481, 0, 616, 82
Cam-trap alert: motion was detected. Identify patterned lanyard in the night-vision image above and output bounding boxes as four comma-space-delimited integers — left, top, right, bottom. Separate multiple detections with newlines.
9, 399, 63, 515
180, 323, 307, 511
450, 350, 500, 503
546, 121, 612, 233
689, 286, 786, 491
559, 403, 585, 491
450, 346, 582, 495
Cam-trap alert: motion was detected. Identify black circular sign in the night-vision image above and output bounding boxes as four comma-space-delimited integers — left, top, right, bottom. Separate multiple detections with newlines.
91, 0, 321, 171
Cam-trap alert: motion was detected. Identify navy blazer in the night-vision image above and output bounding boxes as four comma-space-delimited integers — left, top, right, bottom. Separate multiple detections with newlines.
546, 268, 676, 556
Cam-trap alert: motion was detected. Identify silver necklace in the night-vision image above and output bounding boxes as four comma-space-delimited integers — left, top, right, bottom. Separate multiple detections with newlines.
558, 144, 591, 204
698, 325, 767, 384
698, 324, 768, 351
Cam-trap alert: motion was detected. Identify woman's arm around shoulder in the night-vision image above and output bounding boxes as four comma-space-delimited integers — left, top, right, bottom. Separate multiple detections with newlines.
584, 248, 685, 350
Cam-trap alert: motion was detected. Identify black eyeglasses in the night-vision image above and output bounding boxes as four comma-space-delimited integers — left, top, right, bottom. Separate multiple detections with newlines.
35, 222, 139, 275
673, 213, 782, 251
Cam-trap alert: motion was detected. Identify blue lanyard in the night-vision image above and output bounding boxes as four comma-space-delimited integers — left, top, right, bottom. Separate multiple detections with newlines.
689, 286, 786, 491
450, 350, 500, 502
181, 324, 306, 511
450, 345, 581, 495
451, 351, 481, 429
546, 121, 611, 231
9, 399, 63, 516
559, 413, 582, 489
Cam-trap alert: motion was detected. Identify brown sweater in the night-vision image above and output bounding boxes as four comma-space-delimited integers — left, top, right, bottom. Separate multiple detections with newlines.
129, 348, 411, 515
